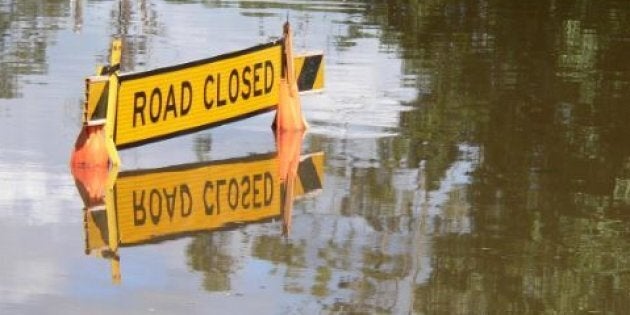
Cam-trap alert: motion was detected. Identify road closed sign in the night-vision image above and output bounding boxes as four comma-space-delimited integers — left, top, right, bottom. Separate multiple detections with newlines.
114, 41, 282, 148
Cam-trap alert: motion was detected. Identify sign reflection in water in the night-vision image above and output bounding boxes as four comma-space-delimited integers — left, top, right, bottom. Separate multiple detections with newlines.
74, 134, 324, 283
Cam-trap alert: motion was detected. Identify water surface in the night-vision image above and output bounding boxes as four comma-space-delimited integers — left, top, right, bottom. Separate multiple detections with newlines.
1, 0, 630, 314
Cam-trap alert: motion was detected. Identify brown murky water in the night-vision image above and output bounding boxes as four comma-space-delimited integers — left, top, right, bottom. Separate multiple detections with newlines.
1, 0, 630, 314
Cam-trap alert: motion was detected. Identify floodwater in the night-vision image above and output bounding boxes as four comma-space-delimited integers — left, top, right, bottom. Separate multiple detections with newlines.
1, 0, 630, 314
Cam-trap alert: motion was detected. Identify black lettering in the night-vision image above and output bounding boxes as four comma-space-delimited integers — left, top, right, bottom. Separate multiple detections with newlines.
253, 62, 263, 97
217, 74, 227, 107
216, 179, 226, 214
241, 66, 252, 100
164, 85, 178, 120
203, 181, 214, 215
253, 174, 262, 208
264, 172, 274, 206
228, 178, 239, 210
133, 190, 146, 226
149, 88, 162, 123
163, 187, 177, 221
180, 184, 192, 217
264, 60, 274, 94
133, 92, 146, 127
229, 69, 239, 104
241, 176, 251, 209
149, 189, 162, 225
204, 75, 215, 109
180, 81, 192, 115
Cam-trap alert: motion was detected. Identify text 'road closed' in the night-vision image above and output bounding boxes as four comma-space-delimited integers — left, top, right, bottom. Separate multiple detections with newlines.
114, 43, 282, 148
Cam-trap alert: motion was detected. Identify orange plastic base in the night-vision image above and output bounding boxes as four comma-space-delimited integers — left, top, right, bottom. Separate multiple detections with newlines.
276, 79, 308, 132
71, 125, 109, 168
70, 125, 110, 207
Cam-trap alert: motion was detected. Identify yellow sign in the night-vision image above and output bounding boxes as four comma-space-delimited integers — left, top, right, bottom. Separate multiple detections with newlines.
113, 154, 281, 245
114, 42, 282, 148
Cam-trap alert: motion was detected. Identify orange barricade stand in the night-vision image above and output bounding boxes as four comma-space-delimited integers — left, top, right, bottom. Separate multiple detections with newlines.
276, 22, 309, 132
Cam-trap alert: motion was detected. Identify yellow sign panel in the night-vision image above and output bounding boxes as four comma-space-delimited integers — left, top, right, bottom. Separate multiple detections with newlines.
114, 42, 282, 148
114, 155, 281, 245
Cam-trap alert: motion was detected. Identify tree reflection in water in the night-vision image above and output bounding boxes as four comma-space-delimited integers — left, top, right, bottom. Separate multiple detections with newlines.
185, 1, 630, 313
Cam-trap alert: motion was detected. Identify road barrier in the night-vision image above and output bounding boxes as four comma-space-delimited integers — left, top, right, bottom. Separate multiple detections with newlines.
72, 23, 324, 168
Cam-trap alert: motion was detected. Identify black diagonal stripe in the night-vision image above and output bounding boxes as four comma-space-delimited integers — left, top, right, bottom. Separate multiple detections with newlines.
90, 81, 109, 121
297, 156, 322, 193
297, 55, 322, 92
